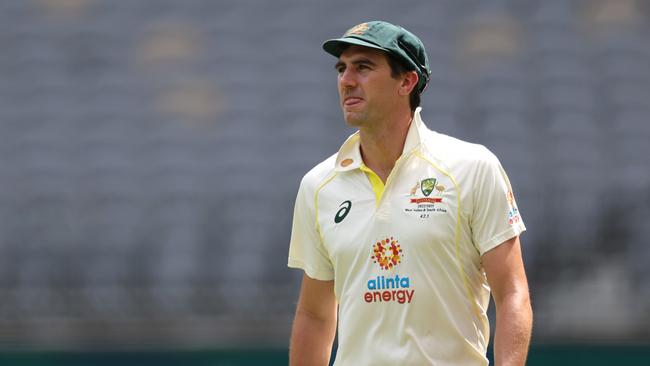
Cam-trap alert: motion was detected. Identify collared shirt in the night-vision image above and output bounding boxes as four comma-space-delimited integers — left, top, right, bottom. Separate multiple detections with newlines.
288, 107, 526, 366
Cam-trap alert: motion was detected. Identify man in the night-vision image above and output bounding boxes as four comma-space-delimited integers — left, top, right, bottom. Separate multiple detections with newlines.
287, 21, 532, 366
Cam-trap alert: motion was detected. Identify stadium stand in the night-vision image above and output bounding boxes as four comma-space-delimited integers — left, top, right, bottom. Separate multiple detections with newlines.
0, 0, 648, 349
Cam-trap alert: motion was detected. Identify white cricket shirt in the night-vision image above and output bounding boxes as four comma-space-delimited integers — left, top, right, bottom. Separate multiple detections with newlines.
288, 107, 525, 366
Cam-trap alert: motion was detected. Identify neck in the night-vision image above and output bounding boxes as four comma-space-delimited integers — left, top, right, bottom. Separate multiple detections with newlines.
358, 110, 413, 183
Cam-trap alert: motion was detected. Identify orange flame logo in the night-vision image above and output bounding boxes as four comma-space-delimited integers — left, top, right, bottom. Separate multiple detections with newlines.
371, 237, 403, 270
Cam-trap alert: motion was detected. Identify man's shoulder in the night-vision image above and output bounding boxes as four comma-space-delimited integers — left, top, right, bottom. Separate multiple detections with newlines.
420, 128, 498, 166
299, 153, 339, 191
418, 130, 506, 194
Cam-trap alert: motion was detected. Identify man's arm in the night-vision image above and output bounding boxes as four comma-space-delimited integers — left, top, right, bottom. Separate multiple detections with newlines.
290, 273, 337, 366
482, 236, 533, 366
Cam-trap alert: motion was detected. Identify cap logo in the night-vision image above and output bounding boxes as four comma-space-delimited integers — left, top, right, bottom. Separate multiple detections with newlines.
344, 23, 369, 36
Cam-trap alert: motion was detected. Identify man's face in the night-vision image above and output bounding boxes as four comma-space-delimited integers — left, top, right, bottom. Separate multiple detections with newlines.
335, 45, 403, 127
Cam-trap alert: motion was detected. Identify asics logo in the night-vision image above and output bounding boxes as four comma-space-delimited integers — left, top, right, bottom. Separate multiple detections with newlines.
334, 200, 352, 223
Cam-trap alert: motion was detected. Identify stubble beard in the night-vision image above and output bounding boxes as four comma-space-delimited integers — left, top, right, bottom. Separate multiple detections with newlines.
342, 101, 376, 128
343, 109, 367, 128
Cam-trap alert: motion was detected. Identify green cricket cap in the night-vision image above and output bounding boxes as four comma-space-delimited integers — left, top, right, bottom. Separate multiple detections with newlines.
323, 21, 431, 94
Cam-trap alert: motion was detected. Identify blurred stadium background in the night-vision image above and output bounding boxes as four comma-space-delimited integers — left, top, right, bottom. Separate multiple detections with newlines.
0, 0, 649, 364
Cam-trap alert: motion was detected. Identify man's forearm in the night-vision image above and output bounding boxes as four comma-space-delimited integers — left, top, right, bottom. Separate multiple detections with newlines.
493, 294, 533, 366
290, 309, 337, 366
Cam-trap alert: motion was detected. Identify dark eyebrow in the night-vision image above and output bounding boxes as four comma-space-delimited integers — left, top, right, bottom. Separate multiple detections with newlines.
335, 57, 377, 70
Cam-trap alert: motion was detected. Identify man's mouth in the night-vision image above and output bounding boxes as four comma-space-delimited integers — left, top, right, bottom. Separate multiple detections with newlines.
344, 97, 363, 106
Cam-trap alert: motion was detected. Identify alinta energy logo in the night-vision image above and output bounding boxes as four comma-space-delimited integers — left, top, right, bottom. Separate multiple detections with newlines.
372, 236, 403, 270
363, 236, 415, 305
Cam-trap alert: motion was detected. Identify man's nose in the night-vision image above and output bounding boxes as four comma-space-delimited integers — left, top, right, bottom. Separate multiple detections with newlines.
339, 69, 356, 88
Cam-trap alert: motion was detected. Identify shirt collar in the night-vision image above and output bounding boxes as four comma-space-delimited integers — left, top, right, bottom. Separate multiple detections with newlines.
334, 107, 426, 172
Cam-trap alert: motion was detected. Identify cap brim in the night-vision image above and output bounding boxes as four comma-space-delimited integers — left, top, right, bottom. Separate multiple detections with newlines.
322, 37, 388, 57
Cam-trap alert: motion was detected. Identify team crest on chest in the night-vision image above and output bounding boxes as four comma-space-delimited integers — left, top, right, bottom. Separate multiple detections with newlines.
405, 177, 447, 217
420, 178, 436, 196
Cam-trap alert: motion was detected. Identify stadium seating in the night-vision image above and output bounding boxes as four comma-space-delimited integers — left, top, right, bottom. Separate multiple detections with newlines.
0, 0, 648, 348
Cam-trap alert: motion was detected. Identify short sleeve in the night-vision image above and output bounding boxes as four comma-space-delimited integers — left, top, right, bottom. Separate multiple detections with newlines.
287, 178, 335, 280
470, 152, 526, 255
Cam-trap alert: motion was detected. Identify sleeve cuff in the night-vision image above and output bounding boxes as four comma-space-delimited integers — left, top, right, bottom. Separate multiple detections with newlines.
478, 222, 526, 256
288, 258, 335, 281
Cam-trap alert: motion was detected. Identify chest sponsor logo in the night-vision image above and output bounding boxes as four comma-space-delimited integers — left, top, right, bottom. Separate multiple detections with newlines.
334, 200, 352, 223
363, 236, 415, 305
371, 237, 403, 270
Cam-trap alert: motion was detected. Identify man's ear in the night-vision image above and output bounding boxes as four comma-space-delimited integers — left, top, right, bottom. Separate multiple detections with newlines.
398, 71, 419, 96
